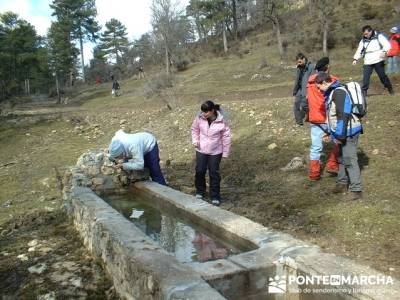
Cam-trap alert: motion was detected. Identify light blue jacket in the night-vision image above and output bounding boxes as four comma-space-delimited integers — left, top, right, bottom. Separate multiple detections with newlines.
111, 130, 156, 171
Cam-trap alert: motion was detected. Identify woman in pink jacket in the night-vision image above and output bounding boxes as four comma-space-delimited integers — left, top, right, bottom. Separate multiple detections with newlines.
191, 101, 231, 206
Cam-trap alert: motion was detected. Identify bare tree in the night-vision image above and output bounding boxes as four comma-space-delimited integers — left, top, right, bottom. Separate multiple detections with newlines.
151, 0, 191, 76
257, 0, 287, 59
231, 0, 238, 40
311, 0, 335, 56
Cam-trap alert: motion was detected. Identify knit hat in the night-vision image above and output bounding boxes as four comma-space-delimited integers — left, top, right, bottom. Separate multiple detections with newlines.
108, 140, 124, 158
315, 57, 330, 71
390, 26, 398, 33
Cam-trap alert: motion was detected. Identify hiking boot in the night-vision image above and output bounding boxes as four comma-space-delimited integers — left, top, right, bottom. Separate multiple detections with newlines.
346, 191, 363, 201
211, 199, 220, 206
325, 167, 338, 176
304, 179, 320, 189
331, 183, 347, 194
308, 160, 321, 181
325, 145, 339, 175
195, 194, 204, 200
388, 88, 395, 95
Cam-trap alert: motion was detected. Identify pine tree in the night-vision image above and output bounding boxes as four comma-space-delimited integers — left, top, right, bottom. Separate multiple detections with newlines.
47, 21, 79, 98
98, 18, 130, 66
0, 12, 49, 100
50, 0, 100, 82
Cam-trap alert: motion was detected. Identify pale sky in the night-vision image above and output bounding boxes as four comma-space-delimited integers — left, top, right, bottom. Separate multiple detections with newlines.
0, 0, 188, 63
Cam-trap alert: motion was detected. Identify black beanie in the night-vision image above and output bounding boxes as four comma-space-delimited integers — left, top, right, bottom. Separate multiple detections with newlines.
315, 57, 330, 71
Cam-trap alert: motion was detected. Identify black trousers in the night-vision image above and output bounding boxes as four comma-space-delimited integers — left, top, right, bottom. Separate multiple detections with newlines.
362, 61, 393, 92
293, 93, 308, 125
195, 152, 222, 200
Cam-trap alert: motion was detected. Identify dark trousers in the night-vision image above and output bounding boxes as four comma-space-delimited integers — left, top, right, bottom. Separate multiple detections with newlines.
144, 144, 167, 185
195, 152, 222, 200
337, 136, 362, 192
362, 61, 393, 93
293, 93, 307, 125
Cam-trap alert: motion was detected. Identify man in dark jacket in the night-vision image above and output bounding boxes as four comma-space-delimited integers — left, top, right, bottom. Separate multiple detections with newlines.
293, 53, 315, 126
112, 79, 120, 97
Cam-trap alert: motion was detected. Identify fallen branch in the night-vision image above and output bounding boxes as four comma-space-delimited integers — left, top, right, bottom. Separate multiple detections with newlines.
0, 161, 17, 168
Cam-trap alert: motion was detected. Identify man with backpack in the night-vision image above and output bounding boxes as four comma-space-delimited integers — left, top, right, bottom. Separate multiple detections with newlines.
353, 25, 394, 96
292, 53, 315, 126
315, 72, 363, 200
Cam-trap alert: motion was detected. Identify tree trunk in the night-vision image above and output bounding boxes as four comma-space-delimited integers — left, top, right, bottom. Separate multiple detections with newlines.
79, 36, 86, 82
69, 70, 74, 87
116, 50, 120, 65
55, 74, 61, 104
322, 20, 328, 56
222, 23, 228, 53
25, 79, 30, 95
232, 0, 238, 39
194, 15, 203, 42
200, 24, 208, 44
273, 19, 284, 59
165, 39, 170, 76
196, 22, 203, 41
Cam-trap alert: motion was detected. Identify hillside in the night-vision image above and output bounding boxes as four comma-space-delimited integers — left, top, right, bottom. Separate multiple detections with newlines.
1, 15, 400, 300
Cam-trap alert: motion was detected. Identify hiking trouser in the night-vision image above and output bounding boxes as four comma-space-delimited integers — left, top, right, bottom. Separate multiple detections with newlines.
337, 136, 362, 192
293, 93, 307, 125
387, 56, 399, 74
310, 124, 327, 160
144, 143, 167, 185
195, 152, 222, 200
362, 61, 393, 93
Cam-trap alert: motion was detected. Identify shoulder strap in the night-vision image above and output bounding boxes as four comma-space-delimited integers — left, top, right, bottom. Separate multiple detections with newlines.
376, 32, 384, 50
342, 85, 354, 103
362, 38, 372, 54
316, 123, 330, 134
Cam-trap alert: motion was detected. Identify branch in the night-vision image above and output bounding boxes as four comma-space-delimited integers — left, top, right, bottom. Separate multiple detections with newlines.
0, 161, 17, 168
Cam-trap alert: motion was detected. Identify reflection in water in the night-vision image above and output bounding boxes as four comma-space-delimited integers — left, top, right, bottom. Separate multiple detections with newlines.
102, 194, 239, 263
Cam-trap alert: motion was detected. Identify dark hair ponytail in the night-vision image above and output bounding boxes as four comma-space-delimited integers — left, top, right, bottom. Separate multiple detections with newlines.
201, 100, 220, 112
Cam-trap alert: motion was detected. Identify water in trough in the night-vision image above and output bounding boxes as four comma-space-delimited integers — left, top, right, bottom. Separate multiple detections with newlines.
102, 193, 241, 263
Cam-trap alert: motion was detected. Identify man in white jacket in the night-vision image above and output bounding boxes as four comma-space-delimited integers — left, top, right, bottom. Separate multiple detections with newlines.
108, 130, 167, 185
353, 25, 394, 96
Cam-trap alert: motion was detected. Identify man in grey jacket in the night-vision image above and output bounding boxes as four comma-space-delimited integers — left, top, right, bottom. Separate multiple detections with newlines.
293, 53, 315, 126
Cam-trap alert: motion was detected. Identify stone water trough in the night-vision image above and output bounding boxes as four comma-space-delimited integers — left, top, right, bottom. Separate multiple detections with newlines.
63, 150, 400, 300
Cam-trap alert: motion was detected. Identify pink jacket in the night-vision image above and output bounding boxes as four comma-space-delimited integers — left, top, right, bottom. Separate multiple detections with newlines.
191, 111, 231, 157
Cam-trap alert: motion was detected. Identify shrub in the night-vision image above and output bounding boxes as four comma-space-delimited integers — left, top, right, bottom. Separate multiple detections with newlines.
175, 59, 189, 72
258, 58, 269, 70
361, 3, 378, 20
143, 73, 173, 98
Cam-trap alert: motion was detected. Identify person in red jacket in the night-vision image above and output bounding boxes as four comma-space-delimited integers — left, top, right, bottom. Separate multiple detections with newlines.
306, 57, 339, 181
387, 26, 399, 74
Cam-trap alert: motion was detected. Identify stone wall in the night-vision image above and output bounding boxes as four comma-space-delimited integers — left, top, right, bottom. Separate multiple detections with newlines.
63, 150, 226, 300
63, 149, 149, 194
